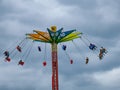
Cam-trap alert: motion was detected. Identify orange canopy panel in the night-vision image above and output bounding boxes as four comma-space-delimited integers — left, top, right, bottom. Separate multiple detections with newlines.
27, 34, 45, 39
33, 30, 51, 40
27, 36, 50, 42
26, 33, 51, 42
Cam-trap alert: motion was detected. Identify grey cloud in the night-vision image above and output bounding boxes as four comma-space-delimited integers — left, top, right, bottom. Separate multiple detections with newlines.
57, 0, 97, 9
0, 0, 120, 90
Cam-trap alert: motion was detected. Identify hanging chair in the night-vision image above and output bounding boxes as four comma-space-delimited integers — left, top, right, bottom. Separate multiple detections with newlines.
18, 60, 24, 66
43, 61, 47, 66
62, 45, 67, 50
89, 43, 97, 50
38, 46, 41, 52
85, 57, 89, 64
4, 51, 9, 57
5, 57, 11, 62
16, 45, 22, 52
70, 59, 73, 64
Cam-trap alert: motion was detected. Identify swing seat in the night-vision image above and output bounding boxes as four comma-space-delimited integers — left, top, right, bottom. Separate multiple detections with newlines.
4, 51, 9, 57
18, 61, 24, 66
5, 57, 11, 62
86, 59, 89, 64
43, 61, 47, 66
62, 45, 66, 50
89, 44, 96, 50
38, 46, 41, 52
16, 46, 22, 52
70, 59, 73, 64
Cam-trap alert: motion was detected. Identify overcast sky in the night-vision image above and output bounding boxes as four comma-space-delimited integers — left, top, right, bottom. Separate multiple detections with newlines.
0, 0, 120, 90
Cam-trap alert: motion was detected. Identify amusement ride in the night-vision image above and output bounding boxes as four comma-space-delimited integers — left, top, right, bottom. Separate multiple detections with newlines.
1, 26, 107, 90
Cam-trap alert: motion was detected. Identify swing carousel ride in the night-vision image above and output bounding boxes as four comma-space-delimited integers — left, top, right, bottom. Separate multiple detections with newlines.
1, 26, 107, 90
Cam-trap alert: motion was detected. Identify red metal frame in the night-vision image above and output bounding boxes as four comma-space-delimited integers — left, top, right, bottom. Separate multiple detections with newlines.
52, 43, 58, 90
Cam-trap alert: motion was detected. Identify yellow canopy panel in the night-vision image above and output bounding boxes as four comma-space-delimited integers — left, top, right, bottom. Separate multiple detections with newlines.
60, 32, 81, 41
60, 36, 80, 42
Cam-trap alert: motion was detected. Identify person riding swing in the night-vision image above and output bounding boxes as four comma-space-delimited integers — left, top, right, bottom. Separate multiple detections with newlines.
16, 45, 22, 52
89, 43, 97, 50
85, 57, 89, 64
62, 45, 67, 50
4, 51, 9, 58
18, 60, 24, 66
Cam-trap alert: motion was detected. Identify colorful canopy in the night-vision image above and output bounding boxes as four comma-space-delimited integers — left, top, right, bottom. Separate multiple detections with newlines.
26, 27, 82, 43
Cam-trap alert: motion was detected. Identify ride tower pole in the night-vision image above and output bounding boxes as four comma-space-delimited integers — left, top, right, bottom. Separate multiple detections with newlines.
51, 42, 58, 90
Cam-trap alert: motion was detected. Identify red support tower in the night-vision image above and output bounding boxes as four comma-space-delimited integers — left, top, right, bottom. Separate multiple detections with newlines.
51, 43, 58, 90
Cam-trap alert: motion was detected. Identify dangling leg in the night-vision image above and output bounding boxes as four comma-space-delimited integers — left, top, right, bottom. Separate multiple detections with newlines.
99, 53, 103, 60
